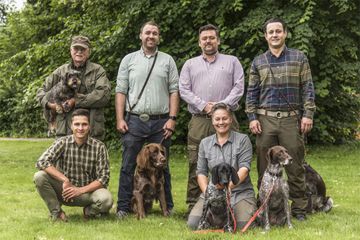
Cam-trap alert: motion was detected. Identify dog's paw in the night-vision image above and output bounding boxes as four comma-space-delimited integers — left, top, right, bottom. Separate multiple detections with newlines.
288, 224, 293, 229
55, 105, 63, 114
223, 224, 234, 233
264, 224, 270, 231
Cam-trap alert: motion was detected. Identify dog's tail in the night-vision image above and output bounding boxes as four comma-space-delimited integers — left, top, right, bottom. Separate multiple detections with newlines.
321, 197, 333, 213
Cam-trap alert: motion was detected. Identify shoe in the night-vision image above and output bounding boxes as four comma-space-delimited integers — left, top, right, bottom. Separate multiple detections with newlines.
116, 210, 129, 219
166, 208, 175, 216
51, 210, 67, 222
294, 214, 306, 221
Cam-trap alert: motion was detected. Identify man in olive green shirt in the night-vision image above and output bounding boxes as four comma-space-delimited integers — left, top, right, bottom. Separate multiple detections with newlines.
37, 35, 111, 141
115, 21, 179, 218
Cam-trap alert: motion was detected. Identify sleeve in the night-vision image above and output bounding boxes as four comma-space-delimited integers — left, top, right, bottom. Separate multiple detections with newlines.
115, 54, 131, 94
196, 140, 209, 177
237, 135, 253, 171
300, 54, 316, 119
179, 60, 207, 111
95, 144, 110, 187
168, 56, 179, 93
36, 68, 63, 109
35, 139, 65, 170
245, 60, 261, 121
221, 57, 244, 110
75, 65, 111, 108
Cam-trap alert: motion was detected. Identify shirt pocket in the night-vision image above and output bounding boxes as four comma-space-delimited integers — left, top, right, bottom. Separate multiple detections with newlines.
258, 68, 270, 86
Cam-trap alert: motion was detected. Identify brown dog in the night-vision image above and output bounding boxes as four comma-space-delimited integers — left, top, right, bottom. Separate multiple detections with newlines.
131, 143, 169, 219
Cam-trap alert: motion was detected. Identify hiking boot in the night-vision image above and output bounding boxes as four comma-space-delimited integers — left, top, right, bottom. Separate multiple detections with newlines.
116, 210, 129, 219
51, 210, 67, 222
294, 213, 307, 221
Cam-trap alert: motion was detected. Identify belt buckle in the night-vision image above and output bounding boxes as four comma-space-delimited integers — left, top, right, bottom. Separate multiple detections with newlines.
276, 111, 282, 118
139, 113, 150, 122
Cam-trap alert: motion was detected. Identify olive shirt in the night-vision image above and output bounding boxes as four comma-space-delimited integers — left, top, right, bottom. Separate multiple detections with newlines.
197, 131, 255, 205
115, 48, 179, 115
37, 61, 111, 140
36, 135, 110, 188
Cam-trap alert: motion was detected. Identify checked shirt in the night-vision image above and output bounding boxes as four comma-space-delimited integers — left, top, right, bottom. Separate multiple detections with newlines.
245, 47, 316, 121
36, 135, 110, 187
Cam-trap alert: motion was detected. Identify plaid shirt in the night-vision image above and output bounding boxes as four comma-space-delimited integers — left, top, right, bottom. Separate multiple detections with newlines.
245, 47, 316, 121
36, 135, 110, 187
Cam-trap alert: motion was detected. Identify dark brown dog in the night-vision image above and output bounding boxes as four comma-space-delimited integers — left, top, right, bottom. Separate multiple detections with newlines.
259, 145, 293, 231
44, 70, 80, 136
304, 162, 333, 213
131, 143, 169, 219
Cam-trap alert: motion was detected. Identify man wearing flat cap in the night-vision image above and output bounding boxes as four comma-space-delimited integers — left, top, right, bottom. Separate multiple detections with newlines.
37, 35, 111, 140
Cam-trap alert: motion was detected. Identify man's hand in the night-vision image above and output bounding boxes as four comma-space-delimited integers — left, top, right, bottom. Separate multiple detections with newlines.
204, 102, 216, 114
116, 119, 128, 134
62, 181, 83, 202
301, 117, 313, 134
249, 120, 262, 134
163, 119, 176, 139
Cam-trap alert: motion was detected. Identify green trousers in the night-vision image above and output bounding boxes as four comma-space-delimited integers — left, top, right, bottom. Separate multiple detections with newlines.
34, 171, 113, 218
256, 115, 307, 215
186, 114, 239, 212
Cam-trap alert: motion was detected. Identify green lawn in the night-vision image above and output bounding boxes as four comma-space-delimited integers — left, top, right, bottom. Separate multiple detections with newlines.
0, 140, 359, 240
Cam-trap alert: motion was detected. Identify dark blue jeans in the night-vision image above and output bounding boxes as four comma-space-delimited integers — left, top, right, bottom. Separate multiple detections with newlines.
116, 115, 174, 212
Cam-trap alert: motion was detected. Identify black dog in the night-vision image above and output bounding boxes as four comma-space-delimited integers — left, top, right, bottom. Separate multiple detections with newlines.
304, 162, 333, 213
44, 70, 80, 135
197, 163, 240, 232
258, 146, 293, 231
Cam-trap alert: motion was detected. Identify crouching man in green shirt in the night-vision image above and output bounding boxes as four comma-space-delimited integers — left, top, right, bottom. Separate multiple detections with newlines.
34, 109, 113, 221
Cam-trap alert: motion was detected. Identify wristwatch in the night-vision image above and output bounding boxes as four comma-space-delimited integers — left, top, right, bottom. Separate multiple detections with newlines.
169, 115, 177, 121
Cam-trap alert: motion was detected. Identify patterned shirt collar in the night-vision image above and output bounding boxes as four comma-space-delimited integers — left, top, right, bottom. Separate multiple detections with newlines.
210, 130, 235, 146
140, 47, 158, 57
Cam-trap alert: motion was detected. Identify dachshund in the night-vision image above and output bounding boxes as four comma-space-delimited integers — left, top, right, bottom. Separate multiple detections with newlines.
258, 145, 293, 231
304, 162, 333, 213
44, 70, 81, 136
131, 143, 169, 219
197, 162, 240, 232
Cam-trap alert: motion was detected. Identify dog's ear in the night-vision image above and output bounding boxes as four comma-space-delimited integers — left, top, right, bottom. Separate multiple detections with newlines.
211, 165, 220, 185
136, 145, 150, 169
266, 147, 275, 164
230, 167, 240, 185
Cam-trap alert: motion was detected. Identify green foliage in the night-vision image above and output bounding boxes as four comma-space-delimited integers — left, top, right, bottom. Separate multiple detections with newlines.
0, 0, 359, 144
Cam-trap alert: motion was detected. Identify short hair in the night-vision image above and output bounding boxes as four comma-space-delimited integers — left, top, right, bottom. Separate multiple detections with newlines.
71, 109, 90, 122
140, 21, 160, 34
262, 18, 287, 33
198, 24, 220, 38
210, 102, 231, 116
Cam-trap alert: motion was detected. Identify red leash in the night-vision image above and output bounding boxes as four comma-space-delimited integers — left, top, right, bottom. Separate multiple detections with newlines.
226, 188, 237, 233
241, 182, 275, 233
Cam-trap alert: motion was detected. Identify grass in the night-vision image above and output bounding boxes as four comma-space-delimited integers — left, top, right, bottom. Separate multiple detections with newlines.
0, 139, 359, 240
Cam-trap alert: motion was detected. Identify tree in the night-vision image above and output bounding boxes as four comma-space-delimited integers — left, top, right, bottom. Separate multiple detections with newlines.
0, 0, 359, 145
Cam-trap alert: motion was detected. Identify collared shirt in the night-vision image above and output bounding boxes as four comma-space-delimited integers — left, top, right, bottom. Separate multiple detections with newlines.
179, 53, 244, 114
197, 131, 255, 204
115, 48, 179, 115
36, 135, 110, 187
245, 47, 316, 121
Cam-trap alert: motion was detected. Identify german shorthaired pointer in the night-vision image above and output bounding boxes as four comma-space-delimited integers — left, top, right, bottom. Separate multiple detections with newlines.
259, 145, 293, 231
197, 163, 240, 232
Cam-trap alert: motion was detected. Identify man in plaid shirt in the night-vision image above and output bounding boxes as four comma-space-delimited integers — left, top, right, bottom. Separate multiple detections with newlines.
245, 18, 316, 221
34, 109, 112, 221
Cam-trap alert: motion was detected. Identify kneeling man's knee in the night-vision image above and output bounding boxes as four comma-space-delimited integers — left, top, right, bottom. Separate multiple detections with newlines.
33, 171, 48, 186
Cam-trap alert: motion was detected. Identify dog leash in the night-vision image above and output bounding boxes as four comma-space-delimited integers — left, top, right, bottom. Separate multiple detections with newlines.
225, 188, 237, 233
241, 179, 275, 233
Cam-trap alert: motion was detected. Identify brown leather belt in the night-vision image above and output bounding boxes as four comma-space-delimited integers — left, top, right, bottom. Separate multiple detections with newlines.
256, 109, 299, 118
192, 113, 211, 119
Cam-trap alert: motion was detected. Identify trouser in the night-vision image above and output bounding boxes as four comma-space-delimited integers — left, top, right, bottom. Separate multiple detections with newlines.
33, 171, 113, 217
256, 115, 307, 215
187, 196, 257, 230
186, 114, 239, 212
116, 115, 173, 212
